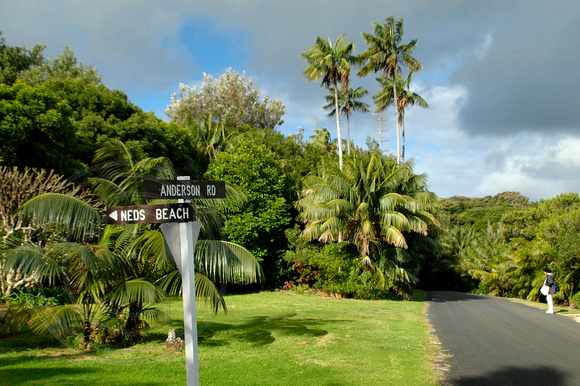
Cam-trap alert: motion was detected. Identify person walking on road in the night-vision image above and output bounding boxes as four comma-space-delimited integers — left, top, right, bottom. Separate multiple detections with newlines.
543, 267, 557, 314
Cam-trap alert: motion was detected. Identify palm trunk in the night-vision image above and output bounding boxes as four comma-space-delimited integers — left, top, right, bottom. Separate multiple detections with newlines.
125, 301, 142, 341
392, 75, 401, 165
83, 304, 92, 348
401, 118, 405, 163
334, 84, 343, 170
346, 114, 351, 156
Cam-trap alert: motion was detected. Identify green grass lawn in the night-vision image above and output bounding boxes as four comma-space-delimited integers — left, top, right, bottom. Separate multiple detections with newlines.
0, 291, 440, 385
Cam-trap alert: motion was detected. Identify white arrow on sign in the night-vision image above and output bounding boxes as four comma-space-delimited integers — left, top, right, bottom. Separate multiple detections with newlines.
109, 210, 118, 222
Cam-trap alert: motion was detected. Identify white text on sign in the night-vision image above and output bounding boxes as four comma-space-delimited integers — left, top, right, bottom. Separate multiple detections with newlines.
121, 209, 145, 222
159, 183, 218, 198
155, 206, 191, 221
106, 203, 195, 224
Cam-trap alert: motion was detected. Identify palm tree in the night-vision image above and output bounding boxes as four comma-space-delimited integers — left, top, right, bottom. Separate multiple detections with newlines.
323, 85, 370, 155
90, 139, 262, 310
7, 139, 262, 345
295, 150, 437, 294
301, 35, 361, 170
461, 232, 514, 297
373, 72, 428, 162
6, 210, 125, 346
358, 17, 423, 165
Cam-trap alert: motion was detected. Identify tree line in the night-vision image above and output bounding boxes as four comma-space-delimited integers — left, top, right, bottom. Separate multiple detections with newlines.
1, 16, 579, 347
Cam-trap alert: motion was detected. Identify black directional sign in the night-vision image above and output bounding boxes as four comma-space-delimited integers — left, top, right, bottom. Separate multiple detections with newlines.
106, 203, 195, 224
142, 179, 226, 200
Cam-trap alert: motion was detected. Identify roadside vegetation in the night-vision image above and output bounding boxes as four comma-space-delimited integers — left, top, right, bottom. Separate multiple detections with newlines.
1, 14, 579, 378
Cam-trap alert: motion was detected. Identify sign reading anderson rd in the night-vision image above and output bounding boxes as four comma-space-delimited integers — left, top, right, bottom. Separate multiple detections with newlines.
142, 179, 226, 200
106, 203, 195, 224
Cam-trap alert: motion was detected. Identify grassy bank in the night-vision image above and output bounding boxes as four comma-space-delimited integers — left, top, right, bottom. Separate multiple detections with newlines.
0, 292, 440, 385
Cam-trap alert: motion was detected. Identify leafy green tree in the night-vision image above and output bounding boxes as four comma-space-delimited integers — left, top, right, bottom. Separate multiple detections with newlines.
20, 46, 101, 85
323, 85, 370, 155
1, 43, 201, 178
166, 68, 285, 130
0, 33, 44, 85
296, 150, 438, 295
461, 232, 513, 296
359, 17, 422, 164
207, 139, 291, 287
502, 194, 580, 302
0, 81, 82, 174
301, 35, 361, 170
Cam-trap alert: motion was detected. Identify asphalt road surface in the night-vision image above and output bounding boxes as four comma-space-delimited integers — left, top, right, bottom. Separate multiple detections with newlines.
427, 291, 580, 385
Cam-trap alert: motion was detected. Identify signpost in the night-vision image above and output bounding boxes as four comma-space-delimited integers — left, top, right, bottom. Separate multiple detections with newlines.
104, 177, 224, 386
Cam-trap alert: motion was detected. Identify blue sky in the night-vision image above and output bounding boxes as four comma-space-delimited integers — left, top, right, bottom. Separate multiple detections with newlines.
1, 0, 579, 200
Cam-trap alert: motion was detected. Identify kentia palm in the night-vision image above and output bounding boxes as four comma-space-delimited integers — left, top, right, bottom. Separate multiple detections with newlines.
296, 151, 437, 293
373, 72, 429, 162
89, 140, 263, 311
358, 17, 423, 165
301, 35, 362, 169
323, 85, 370, 156
8, 139, 262, 345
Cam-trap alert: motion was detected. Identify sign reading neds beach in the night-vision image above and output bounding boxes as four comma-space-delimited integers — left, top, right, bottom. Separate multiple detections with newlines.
106, 203, 195, 224
142, 179, 226, 199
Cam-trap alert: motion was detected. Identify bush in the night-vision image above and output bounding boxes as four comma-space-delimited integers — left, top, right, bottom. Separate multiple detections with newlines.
284, 227, 396, 300
570, 292, 580, 309
0, 291, 58, 336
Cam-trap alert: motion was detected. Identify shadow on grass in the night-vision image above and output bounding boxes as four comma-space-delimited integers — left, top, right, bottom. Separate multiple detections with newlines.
0, 367, 96, 384
0, 331, 67, 353
198, 312, 334, 347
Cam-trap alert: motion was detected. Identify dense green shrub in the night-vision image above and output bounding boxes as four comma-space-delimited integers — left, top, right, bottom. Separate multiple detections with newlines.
570, 292, 580, 309
284, 227, 396, 299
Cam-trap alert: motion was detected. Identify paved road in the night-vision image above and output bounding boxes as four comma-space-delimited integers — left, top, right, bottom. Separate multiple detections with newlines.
427, 291, 580, 385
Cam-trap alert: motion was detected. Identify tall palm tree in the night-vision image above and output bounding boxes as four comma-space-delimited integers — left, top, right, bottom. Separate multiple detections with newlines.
301, 35, 361, 170
295, 150, 437, 294
358, 17, 422, 165
373, 72, 429, 162
323, 86, 370, 155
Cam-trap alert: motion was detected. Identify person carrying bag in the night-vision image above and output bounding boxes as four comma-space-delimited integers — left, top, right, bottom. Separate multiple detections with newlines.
542, 267, 557, 314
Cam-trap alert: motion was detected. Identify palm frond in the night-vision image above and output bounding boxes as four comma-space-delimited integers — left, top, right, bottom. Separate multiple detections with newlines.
20, 193, 101, 241
108, 278, 166, 307
195, 240, 263, 284
30, 305, 85, 335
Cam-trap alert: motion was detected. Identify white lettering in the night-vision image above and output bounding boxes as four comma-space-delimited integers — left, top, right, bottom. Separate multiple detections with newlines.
207, 185, 216, 196
160, 184, 167, 197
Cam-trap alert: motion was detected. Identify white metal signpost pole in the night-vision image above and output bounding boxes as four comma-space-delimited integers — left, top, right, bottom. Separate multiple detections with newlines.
177, 176, 200, 386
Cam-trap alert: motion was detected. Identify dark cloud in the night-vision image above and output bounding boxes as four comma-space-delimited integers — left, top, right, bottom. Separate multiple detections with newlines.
447, 2, 580, 137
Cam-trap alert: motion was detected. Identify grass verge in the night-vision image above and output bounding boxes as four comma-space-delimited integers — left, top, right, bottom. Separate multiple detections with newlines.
0, 291, 441, 385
